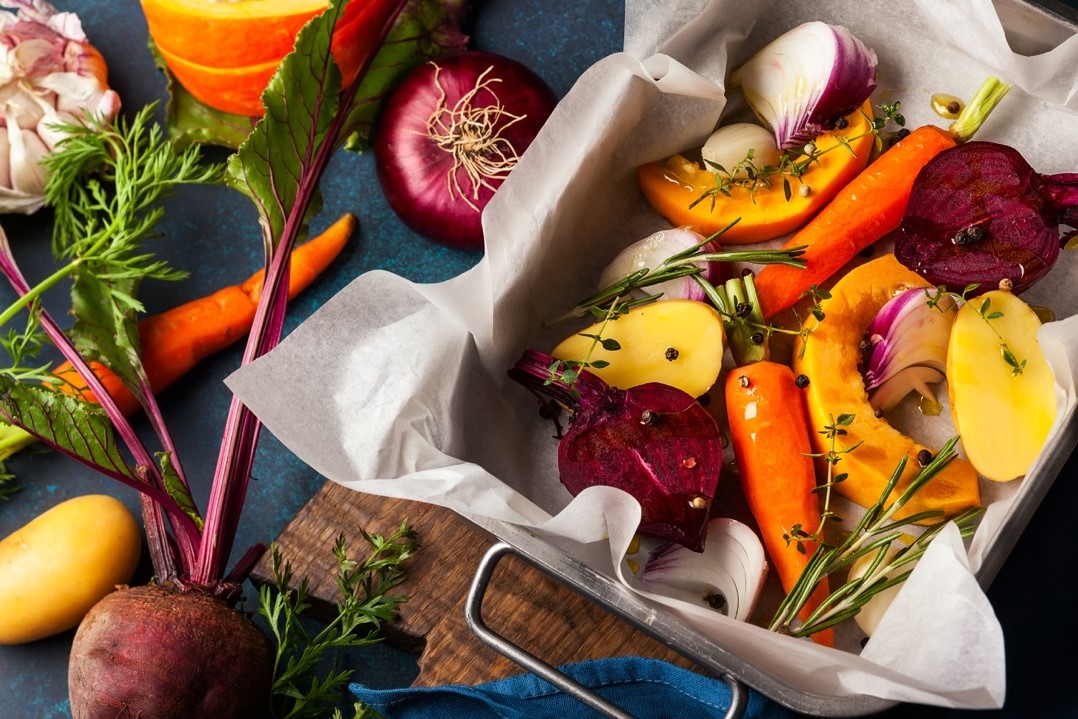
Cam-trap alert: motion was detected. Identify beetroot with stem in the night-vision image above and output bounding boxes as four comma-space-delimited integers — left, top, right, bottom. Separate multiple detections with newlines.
893, 140, 1078, 295
0, 1, 416, 717
509, 348, 722, 552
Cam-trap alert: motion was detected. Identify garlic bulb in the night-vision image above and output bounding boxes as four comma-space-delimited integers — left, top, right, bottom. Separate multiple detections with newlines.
0, 0, 121, 214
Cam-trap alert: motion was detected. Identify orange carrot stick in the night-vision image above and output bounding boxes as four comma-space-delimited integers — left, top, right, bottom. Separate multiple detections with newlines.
53, 213, 355, 414
725, 361, 833, 646
754, 77, 1011, 319
754, 125, 956, 319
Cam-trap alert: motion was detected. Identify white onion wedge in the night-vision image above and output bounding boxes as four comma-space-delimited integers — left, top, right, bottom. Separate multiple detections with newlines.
731, 21, 878, 149
635, 517, 767, 621
598, 227, 719, 302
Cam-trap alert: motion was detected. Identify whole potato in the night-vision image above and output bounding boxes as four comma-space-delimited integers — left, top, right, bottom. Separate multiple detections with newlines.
0, 494, 142, 644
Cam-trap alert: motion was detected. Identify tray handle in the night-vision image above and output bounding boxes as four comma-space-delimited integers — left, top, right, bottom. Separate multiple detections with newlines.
465, 541, 748, 719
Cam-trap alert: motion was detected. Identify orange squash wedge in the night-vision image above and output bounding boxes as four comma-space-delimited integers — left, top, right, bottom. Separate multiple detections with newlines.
637, 101, 875, 245
141, 0, 402, 116
791, 254, 981, 522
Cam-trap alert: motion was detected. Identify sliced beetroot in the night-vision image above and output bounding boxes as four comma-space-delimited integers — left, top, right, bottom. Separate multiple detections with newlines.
894, 140, 1078, 295
509, 348, 721, 551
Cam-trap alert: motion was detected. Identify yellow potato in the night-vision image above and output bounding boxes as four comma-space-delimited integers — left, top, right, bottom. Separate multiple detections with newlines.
0, 494, 141, 644
948, 290, 1057, 482
552, 299, 725, 398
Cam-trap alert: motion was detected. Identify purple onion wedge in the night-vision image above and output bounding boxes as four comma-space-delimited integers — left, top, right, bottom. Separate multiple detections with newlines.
894, 141, 1078, 295
509, 348, 721, 552
731, 21, 878, 150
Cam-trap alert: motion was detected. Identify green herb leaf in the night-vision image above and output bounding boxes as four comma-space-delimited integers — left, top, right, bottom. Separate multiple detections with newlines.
0, 377, 139, 483
157, 452, 204, 530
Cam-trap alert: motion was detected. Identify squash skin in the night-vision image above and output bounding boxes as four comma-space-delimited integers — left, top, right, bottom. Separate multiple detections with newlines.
792, 254, 981, 521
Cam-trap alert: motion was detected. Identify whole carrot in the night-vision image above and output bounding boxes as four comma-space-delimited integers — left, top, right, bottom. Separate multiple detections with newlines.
725, 361, 833, 647
52, 213, 355, 415
755, 77, 1011, 319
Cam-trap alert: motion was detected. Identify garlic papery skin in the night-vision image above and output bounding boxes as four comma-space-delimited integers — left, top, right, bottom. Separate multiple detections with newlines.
0, 0, 121, 214
700, 123, 781, 178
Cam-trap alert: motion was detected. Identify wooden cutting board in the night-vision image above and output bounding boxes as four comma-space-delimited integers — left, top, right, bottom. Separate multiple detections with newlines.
250, 479, 697, 687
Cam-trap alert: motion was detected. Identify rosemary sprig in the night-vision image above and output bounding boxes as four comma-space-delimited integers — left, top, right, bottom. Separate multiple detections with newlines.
545, 220, 806, 328
693, 102, 907, 209
259, 524, 416, 719
769, 436, 984, 638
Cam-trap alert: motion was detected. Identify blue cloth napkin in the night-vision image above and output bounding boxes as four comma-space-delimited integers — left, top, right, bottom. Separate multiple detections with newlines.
350, 656, 795, 719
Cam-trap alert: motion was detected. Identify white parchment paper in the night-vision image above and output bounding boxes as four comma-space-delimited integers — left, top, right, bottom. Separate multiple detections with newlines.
228, 0, 1078, 709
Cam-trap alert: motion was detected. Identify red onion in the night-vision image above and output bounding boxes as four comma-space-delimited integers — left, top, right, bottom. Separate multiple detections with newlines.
731, 21, 878, 150
894, 141, 1078, 295
374, 51, 557, 251
509, 348, 722, 552
863, 287, 957, 412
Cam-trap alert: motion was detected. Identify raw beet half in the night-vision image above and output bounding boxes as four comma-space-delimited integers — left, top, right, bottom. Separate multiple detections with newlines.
893, 140, 1078, 295
68, 583, 273, 719
510, 348, 722, 551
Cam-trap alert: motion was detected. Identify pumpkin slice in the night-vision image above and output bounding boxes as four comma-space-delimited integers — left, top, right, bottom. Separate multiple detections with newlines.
637, 101, 875, 245
792, 254, 980, 521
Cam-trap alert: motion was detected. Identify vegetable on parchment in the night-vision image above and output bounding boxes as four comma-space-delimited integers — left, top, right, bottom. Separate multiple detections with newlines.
893, 140, 1078, 296
947, 288, 1058, 482
509, 348, 723, 552
0, 2, 409, 717
863, 287, 958, 413
731, 21, 879, 151
637, 101, 876, 245
754, 77, 1012, 319
0, 495, 141, 644
0, 0, 121, 214
791, 254, 981, 521
719, 274, 832, 646
634, 517, 768, 621
374, 50, 557, 251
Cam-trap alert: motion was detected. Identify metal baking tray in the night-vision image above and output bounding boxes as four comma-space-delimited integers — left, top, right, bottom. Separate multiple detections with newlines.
462, 1, 1078, 716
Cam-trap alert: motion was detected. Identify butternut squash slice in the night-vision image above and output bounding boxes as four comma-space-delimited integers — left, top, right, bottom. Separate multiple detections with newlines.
636, 101, 876, 245
792, 254, 981, 521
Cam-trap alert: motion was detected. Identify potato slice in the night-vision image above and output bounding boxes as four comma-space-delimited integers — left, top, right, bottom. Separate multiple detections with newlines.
552, 299, 725, 398
948, 290, 1057, 481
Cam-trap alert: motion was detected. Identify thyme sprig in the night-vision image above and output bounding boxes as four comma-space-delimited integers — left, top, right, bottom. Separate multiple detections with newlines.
694, 102, 907, 209
785, 413, 860, 552
769, 436, 984, 638
926, 284, 1026, 376
260, 524, 416, 719
545, 220, 807, 328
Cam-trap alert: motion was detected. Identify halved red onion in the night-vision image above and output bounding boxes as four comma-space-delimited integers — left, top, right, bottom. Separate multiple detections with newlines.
597, 227, 721, 302
374, 51, 557, 251
864, 287, 958, 412
731, 22, 878, 150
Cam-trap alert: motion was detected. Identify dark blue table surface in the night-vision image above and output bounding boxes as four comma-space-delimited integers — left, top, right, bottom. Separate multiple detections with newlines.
1, 2, 1076, 718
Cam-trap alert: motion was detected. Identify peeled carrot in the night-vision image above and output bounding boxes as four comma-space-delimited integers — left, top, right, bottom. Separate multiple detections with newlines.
754, 77, 1012, 319
725, 361, 833, 646
754, 125, 956, 319
53, 213, 355, 414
